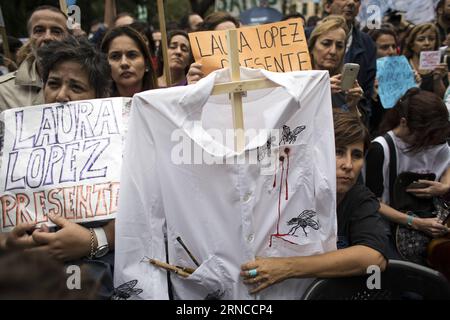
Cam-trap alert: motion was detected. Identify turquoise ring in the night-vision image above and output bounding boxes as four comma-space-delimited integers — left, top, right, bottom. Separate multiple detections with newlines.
248, 269, 258, 277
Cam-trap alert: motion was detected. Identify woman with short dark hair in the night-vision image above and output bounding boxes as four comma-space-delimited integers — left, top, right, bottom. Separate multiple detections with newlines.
0, 36, 116, 299
239, 110, 387, 294
38, 35, 111, 101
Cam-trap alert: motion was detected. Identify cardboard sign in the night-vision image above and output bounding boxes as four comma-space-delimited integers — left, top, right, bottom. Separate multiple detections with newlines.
419, 51, 441, 70
376, 56, 417, 109
189, 19, 311, 76
0, 98, 130, 232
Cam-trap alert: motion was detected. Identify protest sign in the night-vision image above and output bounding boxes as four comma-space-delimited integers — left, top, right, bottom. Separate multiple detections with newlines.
419, 51, 441, 70
188, 19, 311, 76
0, 98, 129, 232
377, 55, 417, 109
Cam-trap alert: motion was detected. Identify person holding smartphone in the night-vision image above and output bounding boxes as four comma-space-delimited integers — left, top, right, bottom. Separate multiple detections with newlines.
308, 15, 364, 117
403, 23, 448, 99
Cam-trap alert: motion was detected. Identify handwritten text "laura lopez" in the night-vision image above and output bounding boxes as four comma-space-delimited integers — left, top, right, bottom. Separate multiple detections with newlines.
4, 100, 120, 191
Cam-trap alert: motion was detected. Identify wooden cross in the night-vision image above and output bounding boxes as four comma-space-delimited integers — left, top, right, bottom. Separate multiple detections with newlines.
211, 29, 278, 153
157, 0, 171, 86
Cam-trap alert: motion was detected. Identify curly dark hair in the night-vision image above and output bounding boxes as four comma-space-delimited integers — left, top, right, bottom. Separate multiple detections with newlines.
379, 88, 450, 153
38, 35, 111, 98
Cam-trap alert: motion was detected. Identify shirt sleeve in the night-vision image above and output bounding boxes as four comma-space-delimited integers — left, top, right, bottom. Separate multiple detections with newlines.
365, 141, 385, 198
348, 195, 389, 259
114, 98, 168, 300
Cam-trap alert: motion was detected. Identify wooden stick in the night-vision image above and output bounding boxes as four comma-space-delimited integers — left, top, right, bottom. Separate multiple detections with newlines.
0, 6, 10, 60
149, 258, 191, 278
104, 0, 117, 28
59, 0, 68, 15
0, 27, 10, 60
226, 29, 245, 153
176, 236, 200, 267
157, 0, 171, 87
175, 265, 196, 274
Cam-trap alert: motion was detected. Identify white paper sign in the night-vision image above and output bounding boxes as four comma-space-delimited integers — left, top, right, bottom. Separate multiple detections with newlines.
0, 97, 129, 232
420, 51, 441, 70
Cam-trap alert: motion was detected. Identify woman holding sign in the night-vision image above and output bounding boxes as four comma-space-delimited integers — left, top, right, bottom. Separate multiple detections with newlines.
403, 23, 448, 98
308, 15, 364, 117
186, 12, 240, 85
0, 36, 115, 298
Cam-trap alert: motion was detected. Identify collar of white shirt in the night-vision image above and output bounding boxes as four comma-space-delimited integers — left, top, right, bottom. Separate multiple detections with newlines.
173, 67, 327, 158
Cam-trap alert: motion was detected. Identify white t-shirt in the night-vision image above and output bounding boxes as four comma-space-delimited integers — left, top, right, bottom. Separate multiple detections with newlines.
373, 130, 450, 204
114, 68, 337, 300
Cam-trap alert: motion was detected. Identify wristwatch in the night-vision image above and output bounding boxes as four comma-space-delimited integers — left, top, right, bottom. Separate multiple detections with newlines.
92, 227, 109, 258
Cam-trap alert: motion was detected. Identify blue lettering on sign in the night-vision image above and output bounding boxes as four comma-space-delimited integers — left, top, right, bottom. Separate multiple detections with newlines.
4, 100, 119, 191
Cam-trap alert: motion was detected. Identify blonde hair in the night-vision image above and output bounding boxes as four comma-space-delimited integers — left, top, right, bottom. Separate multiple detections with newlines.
308, 15, 349, 73
402, 23, 440, 59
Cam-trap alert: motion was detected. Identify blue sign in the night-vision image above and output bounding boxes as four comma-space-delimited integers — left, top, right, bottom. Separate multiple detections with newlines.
376, 56, 417, 109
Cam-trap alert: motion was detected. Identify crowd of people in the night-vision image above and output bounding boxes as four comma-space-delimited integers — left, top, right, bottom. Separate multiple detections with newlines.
0, 0, 449, 299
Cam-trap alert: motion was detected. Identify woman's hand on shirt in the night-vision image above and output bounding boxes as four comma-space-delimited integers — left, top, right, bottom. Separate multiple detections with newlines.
240, 256, 293, 294
30, 213, 91, 262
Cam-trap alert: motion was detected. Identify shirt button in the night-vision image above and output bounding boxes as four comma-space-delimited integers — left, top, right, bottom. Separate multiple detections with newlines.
247, 234, 254, 243
243, 192, 252, 203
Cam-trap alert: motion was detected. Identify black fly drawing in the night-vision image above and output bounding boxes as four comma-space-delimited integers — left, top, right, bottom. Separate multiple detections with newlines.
287, 210, 320, 237
257, 135, 276, 161
112, 279, 143, 300
204, 289, 225, 300
280, 125, 306, 145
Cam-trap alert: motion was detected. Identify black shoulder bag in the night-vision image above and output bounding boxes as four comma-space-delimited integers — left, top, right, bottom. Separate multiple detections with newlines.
383, 133, 435, 265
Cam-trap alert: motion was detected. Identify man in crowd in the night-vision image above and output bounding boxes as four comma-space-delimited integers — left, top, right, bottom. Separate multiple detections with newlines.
0, 5, 69, 111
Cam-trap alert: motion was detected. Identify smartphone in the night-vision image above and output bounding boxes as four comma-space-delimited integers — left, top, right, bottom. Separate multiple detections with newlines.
340, 63, 360, 91
406, 181, 429, 189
